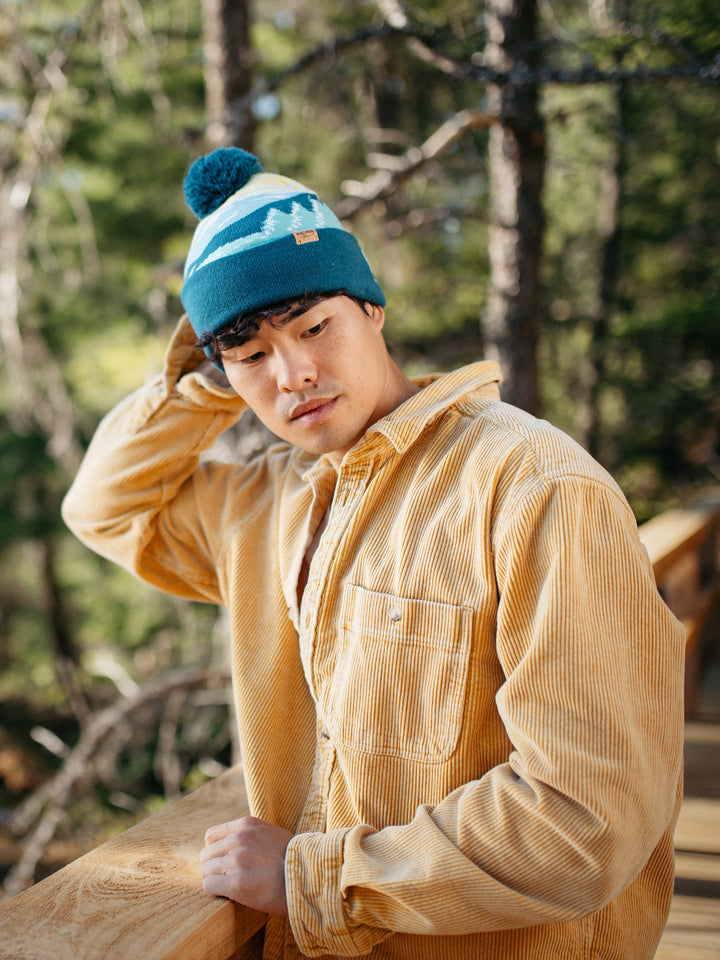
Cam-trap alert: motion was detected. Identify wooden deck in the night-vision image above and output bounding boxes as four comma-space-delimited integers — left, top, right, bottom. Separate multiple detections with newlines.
657, 699, 720, 958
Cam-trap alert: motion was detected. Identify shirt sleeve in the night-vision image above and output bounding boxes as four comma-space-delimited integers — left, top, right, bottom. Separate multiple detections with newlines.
61, 315, 252, 603
284, 475, 685, 956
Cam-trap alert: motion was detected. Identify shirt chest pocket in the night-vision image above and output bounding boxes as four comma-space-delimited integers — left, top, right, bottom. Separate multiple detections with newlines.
327, 584, 473, 763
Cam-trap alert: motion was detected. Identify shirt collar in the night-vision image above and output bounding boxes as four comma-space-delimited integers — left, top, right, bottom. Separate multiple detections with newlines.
366, 360, 502, 454
295, 360, 503, 478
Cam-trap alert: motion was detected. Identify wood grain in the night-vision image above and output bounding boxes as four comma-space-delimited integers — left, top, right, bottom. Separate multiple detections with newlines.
0, 766, 265, 960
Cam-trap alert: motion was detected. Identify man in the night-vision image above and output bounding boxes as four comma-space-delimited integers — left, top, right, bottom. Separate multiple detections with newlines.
62, 147, 684, 959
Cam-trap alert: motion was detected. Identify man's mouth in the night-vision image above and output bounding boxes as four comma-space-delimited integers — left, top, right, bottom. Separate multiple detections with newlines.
289, 397, 337, 424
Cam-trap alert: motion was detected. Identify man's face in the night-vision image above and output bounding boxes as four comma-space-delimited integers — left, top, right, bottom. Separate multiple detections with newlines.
219, 296, 402, 468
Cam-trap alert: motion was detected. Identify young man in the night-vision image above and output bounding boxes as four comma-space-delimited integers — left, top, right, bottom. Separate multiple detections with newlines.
63, 148, 685, 960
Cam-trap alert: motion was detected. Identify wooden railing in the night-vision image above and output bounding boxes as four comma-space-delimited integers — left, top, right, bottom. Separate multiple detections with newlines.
637, 488, 720, 717
0, 766, 265, 960
1, 490, 718, 958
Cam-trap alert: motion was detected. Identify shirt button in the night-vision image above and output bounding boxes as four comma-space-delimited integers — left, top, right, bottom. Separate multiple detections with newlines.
388, 606, 402, 622
320, 726, 331, 740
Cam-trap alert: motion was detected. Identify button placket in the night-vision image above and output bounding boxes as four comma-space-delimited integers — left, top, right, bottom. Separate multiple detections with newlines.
296, 723, 336, 834
296, 463, 373, 835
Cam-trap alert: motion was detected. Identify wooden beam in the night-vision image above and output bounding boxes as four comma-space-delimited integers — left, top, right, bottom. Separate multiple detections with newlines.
638, 494, 720, 583
0, 767, 265, 960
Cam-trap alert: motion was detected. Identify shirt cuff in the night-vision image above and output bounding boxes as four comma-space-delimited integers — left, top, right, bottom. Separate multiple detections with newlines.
162, 315, 245, 410
285, 828, 387, 957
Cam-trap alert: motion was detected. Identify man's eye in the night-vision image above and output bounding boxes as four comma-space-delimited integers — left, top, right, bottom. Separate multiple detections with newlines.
302, 320, 327, 338
232, 350, 264, 365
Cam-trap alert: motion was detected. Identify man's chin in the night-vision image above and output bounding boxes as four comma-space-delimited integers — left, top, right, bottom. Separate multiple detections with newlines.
287, 427, 358, 464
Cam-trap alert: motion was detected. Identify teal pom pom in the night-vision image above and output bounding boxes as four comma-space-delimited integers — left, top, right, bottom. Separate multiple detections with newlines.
183, 147, 263, 219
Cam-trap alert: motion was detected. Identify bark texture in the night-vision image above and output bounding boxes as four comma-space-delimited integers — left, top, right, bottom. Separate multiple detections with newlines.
482, 0, 545, 415
202, 0, 255, 149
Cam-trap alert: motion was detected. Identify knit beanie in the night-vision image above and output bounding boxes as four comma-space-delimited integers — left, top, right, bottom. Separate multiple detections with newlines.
180, 147, 385, 345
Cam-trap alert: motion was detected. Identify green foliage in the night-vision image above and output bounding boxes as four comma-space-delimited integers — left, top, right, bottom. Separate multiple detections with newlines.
540, 1, 719, 510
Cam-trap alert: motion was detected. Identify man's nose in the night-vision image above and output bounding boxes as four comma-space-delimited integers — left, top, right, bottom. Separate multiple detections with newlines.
275, 347, 317, 392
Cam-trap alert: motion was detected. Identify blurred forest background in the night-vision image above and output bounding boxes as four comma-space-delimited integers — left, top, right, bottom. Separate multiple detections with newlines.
0, 0, 718, 896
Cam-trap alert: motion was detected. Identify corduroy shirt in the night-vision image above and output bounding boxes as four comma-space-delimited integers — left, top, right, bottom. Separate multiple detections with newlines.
62, 317, 685, 960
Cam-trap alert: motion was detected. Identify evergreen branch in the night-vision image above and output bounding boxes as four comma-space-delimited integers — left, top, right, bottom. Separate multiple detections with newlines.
374, 0, 467, 78
263, 22, 434, 93
335, 109, 497, 220
465, 56, 720, 87
248, 20, 719, 111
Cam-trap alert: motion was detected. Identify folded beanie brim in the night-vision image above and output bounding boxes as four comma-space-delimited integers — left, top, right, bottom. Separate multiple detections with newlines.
181, 228, 386, 342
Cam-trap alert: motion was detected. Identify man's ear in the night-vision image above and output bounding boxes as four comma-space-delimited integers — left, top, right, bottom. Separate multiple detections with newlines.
365, 301, 385, 331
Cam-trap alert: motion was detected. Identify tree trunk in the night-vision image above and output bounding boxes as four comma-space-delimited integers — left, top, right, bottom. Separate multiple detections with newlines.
482, 0, 545, 415
584, 84, 626, 459
201, 0, 255, 149
39, 535, 89, 725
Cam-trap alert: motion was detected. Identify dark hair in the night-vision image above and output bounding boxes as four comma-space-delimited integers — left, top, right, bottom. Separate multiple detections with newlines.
196, 290, 371, 363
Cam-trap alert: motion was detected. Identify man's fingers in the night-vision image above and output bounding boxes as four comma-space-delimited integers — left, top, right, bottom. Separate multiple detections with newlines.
202, 872, 233, 898
200, 851, 232, 877
204, 815, 262, 848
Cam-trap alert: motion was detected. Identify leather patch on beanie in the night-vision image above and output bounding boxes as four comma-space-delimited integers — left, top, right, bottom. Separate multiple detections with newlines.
293, 229, 320, 244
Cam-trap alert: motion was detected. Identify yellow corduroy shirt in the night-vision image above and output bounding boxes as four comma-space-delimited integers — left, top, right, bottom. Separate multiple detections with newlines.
62, 318, 685, 960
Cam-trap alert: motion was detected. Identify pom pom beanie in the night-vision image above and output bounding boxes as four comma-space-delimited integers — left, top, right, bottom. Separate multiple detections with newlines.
180, 147, 385, 346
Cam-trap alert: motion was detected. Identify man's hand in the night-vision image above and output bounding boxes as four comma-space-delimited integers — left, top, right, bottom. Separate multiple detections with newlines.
200, 816, 292, 915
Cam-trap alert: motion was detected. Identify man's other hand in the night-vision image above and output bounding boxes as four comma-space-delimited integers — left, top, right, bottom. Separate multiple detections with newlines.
200, 816, 292, 915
